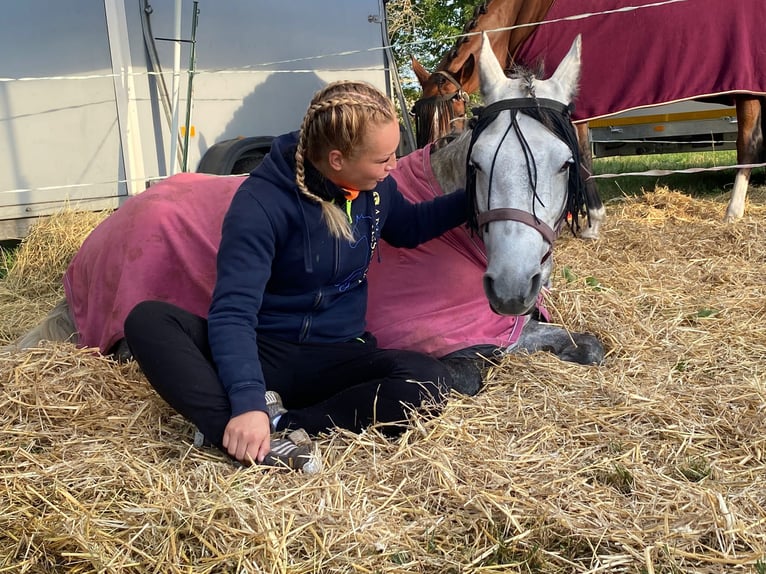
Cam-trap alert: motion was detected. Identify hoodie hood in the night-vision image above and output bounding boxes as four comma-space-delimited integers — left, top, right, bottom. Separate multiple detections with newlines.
258, 131, 347, 204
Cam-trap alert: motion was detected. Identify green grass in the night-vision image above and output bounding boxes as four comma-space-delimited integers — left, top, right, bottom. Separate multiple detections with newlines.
0, 240, 19, 280
592, 150, 762, 202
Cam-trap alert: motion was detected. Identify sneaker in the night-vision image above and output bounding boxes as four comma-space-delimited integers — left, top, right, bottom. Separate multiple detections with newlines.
264, 390, 287, 431
263, 428, 322, 474
193, 425, 321, 473
193, 427, 212, 448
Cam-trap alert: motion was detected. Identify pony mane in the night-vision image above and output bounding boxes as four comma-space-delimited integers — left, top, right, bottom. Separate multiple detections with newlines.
507, 62, 545, 86
411, 96, 460, 149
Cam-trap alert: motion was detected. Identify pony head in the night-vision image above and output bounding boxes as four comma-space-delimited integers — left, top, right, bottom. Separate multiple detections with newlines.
469, 33, 583, 315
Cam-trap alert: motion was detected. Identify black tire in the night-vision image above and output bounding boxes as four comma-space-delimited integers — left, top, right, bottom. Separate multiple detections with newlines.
196, 136, 274, 175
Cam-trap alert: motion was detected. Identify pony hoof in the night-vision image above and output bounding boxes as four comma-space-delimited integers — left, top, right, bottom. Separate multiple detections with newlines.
559, 334, 605, 365
440, 357, 484, 396
578, 227, 600, 240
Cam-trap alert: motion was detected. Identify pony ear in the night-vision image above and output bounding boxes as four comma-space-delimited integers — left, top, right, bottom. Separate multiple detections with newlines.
478, 32, 506, 97
411, 56, 432, 87
548, 34, 582, 102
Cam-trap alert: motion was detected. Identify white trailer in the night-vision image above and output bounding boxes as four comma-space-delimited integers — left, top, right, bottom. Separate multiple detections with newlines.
0, 0, 411, 239
587, 100, 738, 158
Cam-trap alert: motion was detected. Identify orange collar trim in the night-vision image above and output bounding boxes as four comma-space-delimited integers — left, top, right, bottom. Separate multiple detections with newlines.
341, 187, 360, 201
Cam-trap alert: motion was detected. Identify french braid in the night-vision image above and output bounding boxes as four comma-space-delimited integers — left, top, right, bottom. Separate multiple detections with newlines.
295, 81, 396, 240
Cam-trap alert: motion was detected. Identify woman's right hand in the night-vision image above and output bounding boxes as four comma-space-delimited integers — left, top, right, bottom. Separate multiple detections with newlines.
223, 410, 272, 464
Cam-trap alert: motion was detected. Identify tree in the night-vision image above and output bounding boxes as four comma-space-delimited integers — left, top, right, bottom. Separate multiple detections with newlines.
386, 0, 481, 88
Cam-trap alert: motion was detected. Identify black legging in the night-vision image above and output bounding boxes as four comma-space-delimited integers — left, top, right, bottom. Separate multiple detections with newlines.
124, 301, 450, 449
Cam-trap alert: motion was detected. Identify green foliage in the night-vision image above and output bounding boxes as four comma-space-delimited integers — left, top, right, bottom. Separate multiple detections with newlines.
389, 550, 410, 565
0, 241, 19, 280
594, 463, 634, 495
386, 0, 482, 81
684, 307, 720, 325
694, 308, 718, 319
592, 150, 760, 202
672, 360, 688, 373
585, 276, 604, 291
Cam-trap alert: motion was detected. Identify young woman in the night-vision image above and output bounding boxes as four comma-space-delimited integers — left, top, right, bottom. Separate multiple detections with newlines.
124, 81, 468, 471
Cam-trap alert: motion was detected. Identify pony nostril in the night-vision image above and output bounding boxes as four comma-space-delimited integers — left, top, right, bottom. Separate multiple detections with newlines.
483, 273, 495, 297
529, 273, 542, 298
484, 270, 543, 312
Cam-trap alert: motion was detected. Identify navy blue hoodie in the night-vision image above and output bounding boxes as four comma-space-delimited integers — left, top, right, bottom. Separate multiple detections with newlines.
208, 131, 467, 417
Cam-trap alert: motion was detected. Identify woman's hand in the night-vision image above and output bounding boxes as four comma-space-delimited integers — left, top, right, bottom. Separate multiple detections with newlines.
223, 410, 271, 464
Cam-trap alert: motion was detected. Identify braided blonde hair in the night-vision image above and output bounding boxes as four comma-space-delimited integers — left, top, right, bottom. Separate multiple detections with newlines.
295, 81, 397, 240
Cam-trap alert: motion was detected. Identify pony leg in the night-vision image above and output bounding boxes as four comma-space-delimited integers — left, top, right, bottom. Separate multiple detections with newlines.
725, 95, 763, 222
5, 298, 78, 351
514, 319, 604, 365
575, 122, 606, 239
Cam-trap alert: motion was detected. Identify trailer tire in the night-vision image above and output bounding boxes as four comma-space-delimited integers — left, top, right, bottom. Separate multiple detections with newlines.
197, 136, 274, 175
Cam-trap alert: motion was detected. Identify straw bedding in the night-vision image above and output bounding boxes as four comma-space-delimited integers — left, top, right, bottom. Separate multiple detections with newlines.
1, 187, 765, 573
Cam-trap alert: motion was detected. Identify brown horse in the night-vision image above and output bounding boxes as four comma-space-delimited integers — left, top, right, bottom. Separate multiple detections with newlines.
411, 0, 766, 237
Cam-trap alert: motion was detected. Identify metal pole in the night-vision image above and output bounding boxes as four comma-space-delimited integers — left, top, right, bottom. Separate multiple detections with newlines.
378, 3, 416, 154
181, 1, 199, 172
168, 0, 183, 175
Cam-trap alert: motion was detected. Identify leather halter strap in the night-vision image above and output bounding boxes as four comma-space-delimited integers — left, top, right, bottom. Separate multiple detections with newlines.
477, 207, 556, 246
432, 70, 464, 93
416, 70, 468, 105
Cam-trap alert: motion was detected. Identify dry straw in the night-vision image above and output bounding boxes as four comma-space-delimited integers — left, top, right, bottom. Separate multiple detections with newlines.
1, 187, 765, 573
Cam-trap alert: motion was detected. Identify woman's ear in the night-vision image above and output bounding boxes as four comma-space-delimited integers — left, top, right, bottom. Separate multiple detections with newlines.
327, 149, 344, 172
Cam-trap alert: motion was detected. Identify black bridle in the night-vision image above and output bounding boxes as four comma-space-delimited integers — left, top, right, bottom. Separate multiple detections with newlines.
465, 96, 587, 263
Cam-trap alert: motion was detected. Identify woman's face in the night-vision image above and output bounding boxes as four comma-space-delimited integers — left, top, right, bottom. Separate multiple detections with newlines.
326, 120, 400, 191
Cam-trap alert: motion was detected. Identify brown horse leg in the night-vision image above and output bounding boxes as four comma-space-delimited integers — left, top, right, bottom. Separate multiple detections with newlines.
725, 95, 763, 221
575, 122, 606, 239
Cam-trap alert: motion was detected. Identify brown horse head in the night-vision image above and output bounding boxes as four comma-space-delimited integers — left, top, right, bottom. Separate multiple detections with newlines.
410, 54, 475, 148
410, 0, 556, 149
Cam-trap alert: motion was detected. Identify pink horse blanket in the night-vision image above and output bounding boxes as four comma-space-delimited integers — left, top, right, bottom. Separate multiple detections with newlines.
515, 0, 766, 121
63, 173, 243, 354
64, 153, 531, 357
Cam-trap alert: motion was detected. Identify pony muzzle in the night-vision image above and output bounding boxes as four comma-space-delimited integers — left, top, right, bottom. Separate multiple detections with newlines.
483, 269, 542, 316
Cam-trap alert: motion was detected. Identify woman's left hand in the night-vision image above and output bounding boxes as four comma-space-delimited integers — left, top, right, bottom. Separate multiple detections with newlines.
222, 410, 272, 464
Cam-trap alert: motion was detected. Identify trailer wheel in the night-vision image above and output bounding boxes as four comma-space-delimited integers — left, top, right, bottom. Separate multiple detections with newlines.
197, 136, 274, 175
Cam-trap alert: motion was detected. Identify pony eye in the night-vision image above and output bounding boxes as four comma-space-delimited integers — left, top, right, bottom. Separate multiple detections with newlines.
469, 160, 483, 173
560, 159, 574, 173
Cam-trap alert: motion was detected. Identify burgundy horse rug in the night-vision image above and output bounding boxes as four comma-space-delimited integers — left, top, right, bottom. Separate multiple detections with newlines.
515, 0, 766, 121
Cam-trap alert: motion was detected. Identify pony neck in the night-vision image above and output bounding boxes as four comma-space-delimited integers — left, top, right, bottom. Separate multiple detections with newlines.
429, 130, 471, 194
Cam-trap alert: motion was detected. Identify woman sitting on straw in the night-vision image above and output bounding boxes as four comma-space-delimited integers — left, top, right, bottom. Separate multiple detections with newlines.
123, 81, 468, 472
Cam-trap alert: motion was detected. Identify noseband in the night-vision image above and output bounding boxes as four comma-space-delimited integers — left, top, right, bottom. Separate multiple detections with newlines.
465, 96, 586, 263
